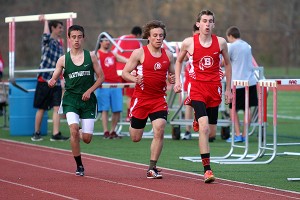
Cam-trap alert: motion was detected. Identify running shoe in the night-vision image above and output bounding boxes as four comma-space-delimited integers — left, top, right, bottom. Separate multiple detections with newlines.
50, 132, 69, 141
109, 131, 122, 139
193, 118, 199, 132
182, 131, 192, 140
76, 166, 84, 176
31, 132, 43, 141
204, 170, 215, 183
147, 167, 162, 179
226, 135, 243, 143
103, 131, 110, 139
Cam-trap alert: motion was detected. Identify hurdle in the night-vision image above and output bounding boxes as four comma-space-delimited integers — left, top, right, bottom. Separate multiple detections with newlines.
5, 12, 77, 92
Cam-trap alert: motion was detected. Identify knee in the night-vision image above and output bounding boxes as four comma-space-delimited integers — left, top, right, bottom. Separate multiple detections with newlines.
82, 134, 92, 144
131, 135, 142, 142
83, 138, 92, 144
199, 120, 210, 135
70, 128, 79, 140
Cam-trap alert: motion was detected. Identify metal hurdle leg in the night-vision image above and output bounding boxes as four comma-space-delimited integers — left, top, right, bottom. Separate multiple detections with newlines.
211, 80, 257, 163
217, 80, 278, 164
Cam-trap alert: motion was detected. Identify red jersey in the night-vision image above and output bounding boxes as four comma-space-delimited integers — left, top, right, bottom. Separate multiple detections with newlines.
133, 46, 170, 99
190, 34, 223, 83
97, 50, 120, 83
112, 34, 142, 70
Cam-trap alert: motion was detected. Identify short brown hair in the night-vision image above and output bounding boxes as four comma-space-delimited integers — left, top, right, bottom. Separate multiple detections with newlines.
196, 10, 215, 22
142, 20, 166, 39
226, 26, 241, 39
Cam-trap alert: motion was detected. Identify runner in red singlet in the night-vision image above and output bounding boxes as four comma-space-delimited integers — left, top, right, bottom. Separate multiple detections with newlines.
122, 20, 175, 179
174, 10, 232, 183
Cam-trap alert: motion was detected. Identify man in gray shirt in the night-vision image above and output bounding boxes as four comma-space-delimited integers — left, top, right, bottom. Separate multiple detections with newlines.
226, 26, 258, 143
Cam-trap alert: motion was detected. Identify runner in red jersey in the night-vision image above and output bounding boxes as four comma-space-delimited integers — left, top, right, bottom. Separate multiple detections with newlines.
174, 10, 232, 183
122, 20, 175, 179
95, 34, 128, 139
113, 27, 143, 121
182, 24, 200, 140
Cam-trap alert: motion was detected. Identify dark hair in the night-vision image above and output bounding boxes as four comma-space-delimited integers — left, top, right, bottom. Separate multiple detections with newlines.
226, 26, 241, 38
197, 10, 215, 22
142, 20, 166, 39
48, 20, 63, 33
68, 25, 85, 38
193, 23, 198, 32
131, 26, 142, 36
100, 33, 113, 42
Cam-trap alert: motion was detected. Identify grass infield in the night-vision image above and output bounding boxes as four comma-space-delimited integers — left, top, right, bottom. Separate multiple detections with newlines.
1, 90, 300, 192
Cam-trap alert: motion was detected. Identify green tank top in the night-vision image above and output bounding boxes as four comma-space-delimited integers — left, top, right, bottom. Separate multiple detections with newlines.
64, 49, 95, 95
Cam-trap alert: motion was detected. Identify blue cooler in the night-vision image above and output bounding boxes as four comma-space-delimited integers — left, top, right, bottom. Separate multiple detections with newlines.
9, 78, 48, 136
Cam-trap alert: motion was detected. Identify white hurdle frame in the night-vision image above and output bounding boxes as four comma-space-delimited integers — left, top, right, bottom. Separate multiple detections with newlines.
5, 12, 77, 92
214, 80, 279, 164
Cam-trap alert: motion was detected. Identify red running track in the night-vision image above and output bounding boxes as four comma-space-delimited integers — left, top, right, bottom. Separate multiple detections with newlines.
0, 139, 299, 200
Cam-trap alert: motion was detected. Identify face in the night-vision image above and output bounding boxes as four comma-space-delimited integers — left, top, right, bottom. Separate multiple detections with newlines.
100, 38, 111, 50
52, 24, 64, 37
69, 30, 84, 49
148, 27, 164, 49
196, 14, 214, 35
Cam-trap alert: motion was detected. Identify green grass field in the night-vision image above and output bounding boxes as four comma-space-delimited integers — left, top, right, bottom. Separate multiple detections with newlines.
1, 88, 300, 192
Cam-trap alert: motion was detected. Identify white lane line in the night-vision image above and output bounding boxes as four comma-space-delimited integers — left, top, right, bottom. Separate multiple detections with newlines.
0, 157, 194, 200
0, 178, 78, 200
1, 139, 300, 199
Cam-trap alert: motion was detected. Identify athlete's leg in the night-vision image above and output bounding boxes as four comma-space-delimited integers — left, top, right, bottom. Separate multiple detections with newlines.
150, 118, 166, 161
81, 118, 94, 144
129, 116, 147, 142
52, 106, 60, 135
66, 112, 81, 156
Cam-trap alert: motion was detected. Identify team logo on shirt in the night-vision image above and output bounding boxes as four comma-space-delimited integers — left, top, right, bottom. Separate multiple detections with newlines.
104, 57, 115, 67
154, 62, 162, 70
199, 56, 214, 70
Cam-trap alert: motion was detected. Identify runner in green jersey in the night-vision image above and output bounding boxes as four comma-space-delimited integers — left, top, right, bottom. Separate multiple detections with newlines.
49, 25, 104, 176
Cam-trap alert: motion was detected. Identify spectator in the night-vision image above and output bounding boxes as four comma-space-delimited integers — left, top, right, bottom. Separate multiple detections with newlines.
32, 17, 69, 141
182, 23, 199, 140
95, 34, 127, 139
225, 26, 258, 143
48, 25, 105, 176
113, 26, 142, 121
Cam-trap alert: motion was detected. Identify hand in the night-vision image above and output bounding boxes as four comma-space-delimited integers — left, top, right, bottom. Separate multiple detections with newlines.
82, 90, 91, 101
224, 90, 232, 105
39, 15, 45, 22
48, 79, 56, 88
168, 73, 175, 84
173, 82, 182, 93
135, 75, 143, 84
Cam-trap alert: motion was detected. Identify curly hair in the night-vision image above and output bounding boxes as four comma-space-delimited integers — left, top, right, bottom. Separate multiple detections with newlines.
142, 20, 166, 40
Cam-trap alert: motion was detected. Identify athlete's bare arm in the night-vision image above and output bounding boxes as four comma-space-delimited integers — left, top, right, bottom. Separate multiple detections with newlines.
122, 48, 144, 84
165, 50, 175, 84
218, 36, 232, 104
48, 55, 65, 88
173, 37, 193, 93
